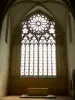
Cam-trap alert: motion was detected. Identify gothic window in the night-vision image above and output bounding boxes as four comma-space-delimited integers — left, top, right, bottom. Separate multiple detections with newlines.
20, 13, 56, 77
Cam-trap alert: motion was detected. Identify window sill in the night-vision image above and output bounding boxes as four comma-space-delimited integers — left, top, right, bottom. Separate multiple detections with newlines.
20, 75, 56, 79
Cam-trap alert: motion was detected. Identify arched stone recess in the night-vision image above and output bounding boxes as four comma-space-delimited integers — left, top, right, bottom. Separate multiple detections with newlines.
11, 5, 66, 38
8, 1, 68, 34
9, 6, 68, 95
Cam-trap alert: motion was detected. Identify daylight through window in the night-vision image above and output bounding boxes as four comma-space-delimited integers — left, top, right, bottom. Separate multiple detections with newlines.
20, 13, 56, 77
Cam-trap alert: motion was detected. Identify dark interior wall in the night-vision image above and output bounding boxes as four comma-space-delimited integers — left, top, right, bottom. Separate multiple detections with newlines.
8, 20, 68, 96
0, 14, 11, 97
66, 12, 75, 96
8, 77, 68, 95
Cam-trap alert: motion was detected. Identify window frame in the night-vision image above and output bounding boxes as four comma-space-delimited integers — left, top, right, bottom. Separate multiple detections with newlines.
20, 11, 56, 78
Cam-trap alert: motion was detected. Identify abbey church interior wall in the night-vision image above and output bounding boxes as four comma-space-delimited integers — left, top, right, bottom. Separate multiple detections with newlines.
0, 14, 11, 97
66, 12, 75, 96
8, 2, 69, 95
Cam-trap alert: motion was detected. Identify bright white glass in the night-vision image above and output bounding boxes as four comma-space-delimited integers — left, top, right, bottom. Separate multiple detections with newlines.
21, 14, 56, 77
39, 69, 43, 76
21, 64, 24, 70
25, 70, 28, 75
44, 70, 47, 75
21, 69, 24, 75
30, 70, 33, 75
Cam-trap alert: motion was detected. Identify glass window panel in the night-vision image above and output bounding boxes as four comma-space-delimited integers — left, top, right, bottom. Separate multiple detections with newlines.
34, 70, 38, 75
34, 59, 38, 63
48, 70, 51, 75
39, 57, 42, 60
39, 54, 42, 58
25, 70, 28, 75
48, 46, 51, 51
52, 54, 56, 58
34, 45, 38, 50
52, 67, 56, 70
21, 59, 24, 64
44, 56, 47, 60
21, 63, 24, 66
52, 63, 56, 67
30, 57, 33, 62
39, 63, 42, 66
44, 70, 47, 75
48, 58, 51, 62
21, 13, 56, 77
26, 58, 29, 62
50, 24, 54, 28
44, 60, 47, 63
30, 54, 33, 58
39, 66, 42, 70
44, 63, 47, 70
52, 52, 56, 57
21, 65, 24, 70
34, 55, 38, 58
34, 61, 38, 64
39, 44, 42, 47
25, 58, 28, 61
34, 52, 37, 55
39, 40, 42, 44
44, 52, 47, 55
48, 53, 51, 58
39, 60, 42, 63
21, 51, 25, 55
30, 45, 33, 51
52, 45, 55, 51
21, 70, 24, 75
22, 28, 28, 33
44, 46, 47, 52
25, 66, 28, 70
34, 66, 37, 69
26, 45, 29, 51
22, 33, 24, 37
48, 66, 51, 70
53, 33, 55, 37
49, 28, 55, 33
53, 70, 56, 75
44, 66, 47, 69
52, 65, 56, 70
26, 52, 29, 58
21, 45, 25, 51
21, 57, 24, 62
48, 63, 51, 67
39, 48, 42, 51
21, 40, 25, 44
30, 70, 33, 75
39, 70, 43, 75
52, 58, 56, 64
34, 49, 38, 52
21, 54, 25, 58
26, 63, 29, 66
51, 39, 55, 44
30, 65, 33, 70
48, 40, 50, 44
39, 52, 42, 55
34, 57, 37, 60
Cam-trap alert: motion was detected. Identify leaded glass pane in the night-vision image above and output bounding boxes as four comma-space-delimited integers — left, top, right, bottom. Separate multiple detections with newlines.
39, 69, 43, 76
21, 69, 24, 76
20, 13, 56, 77
25, 70, 28, 75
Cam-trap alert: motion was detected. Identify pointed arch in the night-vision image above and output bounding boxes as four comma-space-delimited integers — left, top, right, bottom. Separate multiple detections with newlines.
20, 11, 56, 77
